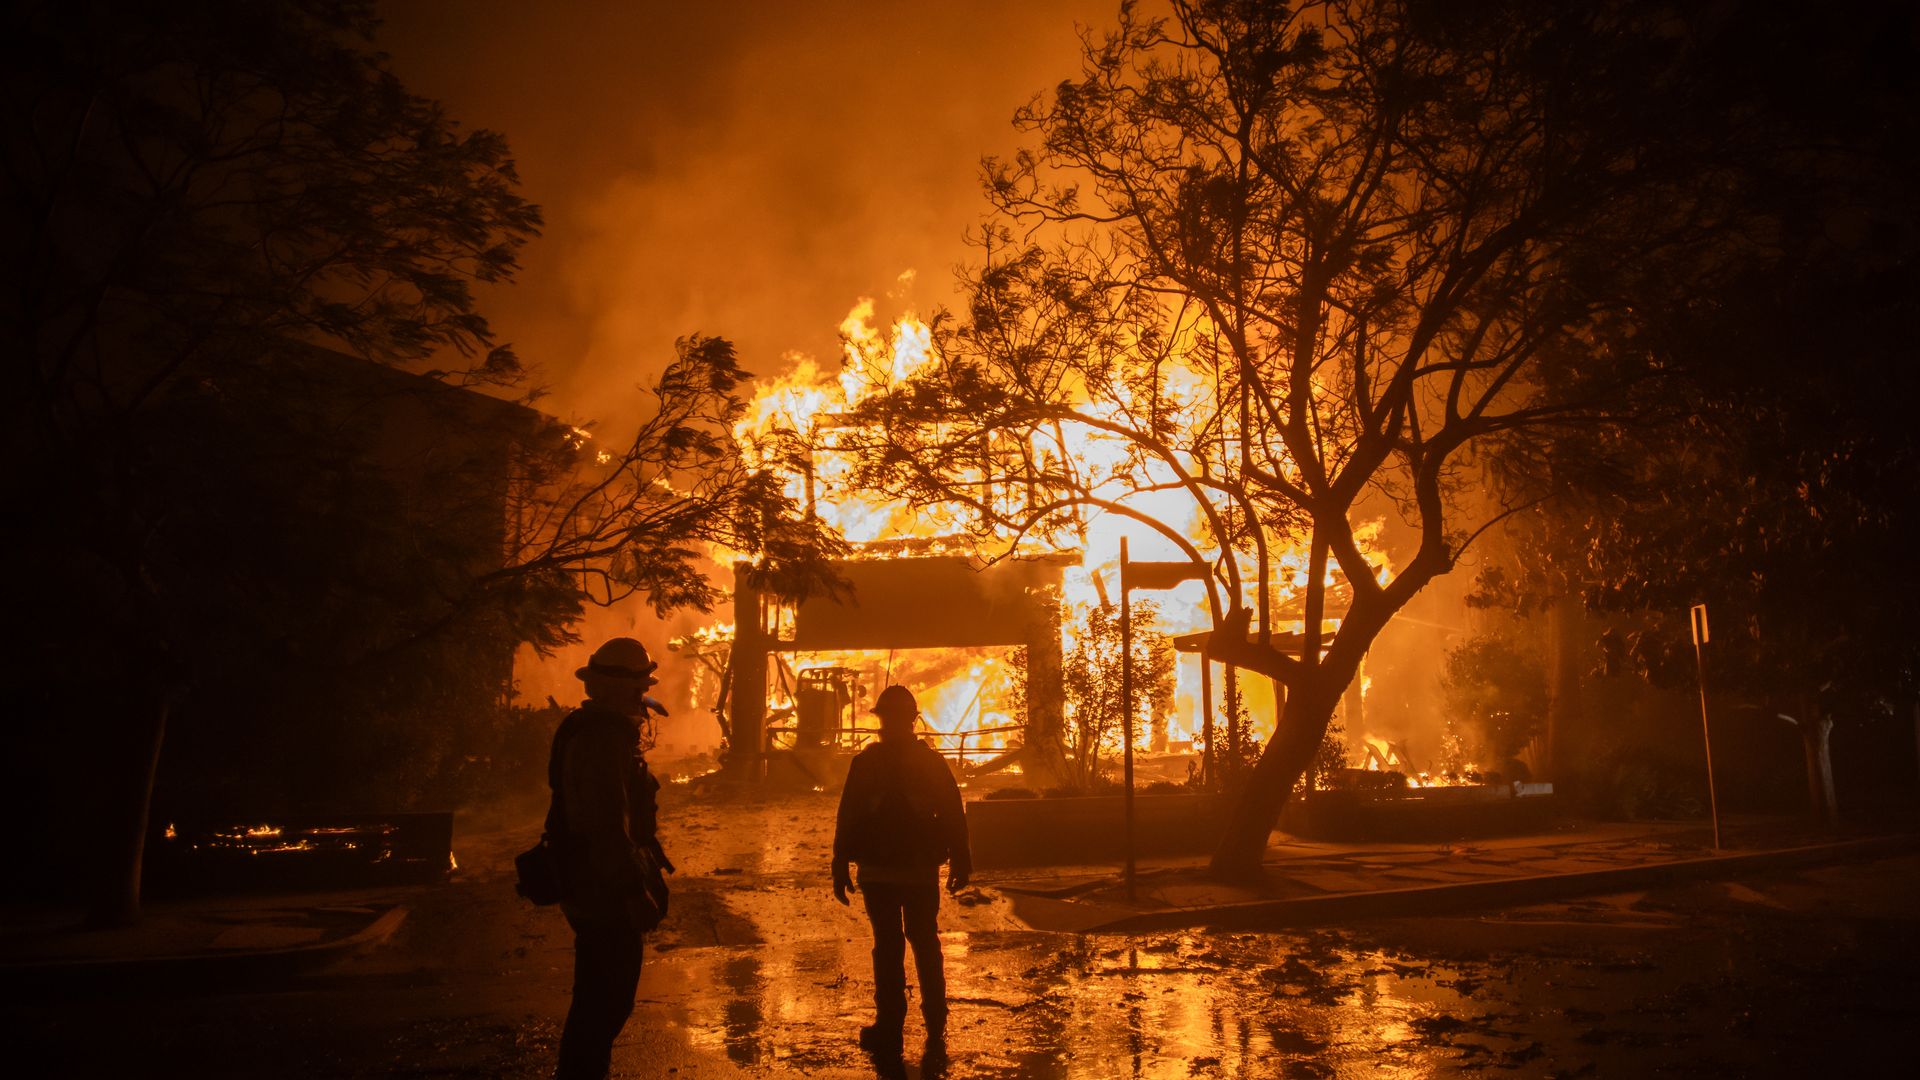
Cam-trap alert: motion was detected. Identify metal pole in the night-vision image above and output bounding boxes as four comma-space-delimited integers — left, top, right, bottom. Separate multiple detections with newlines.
1121, 537, 1136, 901
1225, 663, 1240, 785
1690, 603, 1722, 849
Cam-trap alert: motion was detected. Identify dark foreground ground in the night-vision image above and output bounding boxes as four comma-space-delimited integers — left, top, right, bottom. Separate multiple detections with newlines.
8, 788, 1918, 1078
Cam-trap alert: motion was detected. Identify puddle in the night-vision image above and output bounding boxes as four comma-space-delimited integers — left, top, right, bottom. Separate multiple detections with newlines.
650, 929, 1570, 1077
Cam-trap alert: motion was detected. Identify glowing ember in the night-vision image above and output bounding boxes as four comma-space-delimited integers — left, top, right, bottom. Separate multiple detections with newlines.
716, 294, 1396, 765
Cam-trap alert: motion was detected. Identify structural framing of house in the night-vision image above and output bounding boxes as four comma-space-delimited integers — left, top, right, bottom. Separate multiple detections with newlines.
727, 553, 1076, 783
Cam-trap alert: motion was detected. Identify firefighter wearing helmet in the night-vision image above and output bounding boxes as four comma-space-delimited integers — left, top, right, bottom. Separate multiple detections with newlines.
546, 637, 673, 1080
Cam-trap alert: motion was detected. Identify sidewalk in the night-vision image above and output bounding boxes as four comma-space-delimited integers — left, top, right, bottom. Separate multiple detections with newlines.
987, 819, 1920, 933
8, 818, 1914, 985
0, 888, 409, 990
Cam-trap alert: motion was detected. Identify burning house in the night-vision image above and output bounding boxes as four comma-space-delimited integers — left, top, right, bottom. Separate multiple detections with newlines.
661, 305, 1415, 801
722, 553, 1075, 785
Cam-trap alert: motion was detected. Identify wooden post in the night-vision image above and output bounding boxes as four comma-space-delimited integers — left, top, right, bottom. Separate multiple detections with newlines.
728, 564, 770, 778
1225, 664, 1241, 785
1020, 586, 1069, 786
1201, 655, 1215, 789
1121, 537, 1136, 901
1690, 603, 1722, 849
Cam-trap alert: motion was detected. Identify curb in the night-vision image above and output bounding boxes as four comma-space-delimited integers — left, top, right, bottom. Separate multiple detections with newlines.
1080, 833, 1920, 934
0, 905, 409, 991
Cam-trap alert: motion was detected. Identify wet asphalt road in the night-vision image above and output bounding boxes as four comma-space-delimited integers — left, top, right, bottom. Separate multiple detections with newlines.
15, 790, 1918, 1078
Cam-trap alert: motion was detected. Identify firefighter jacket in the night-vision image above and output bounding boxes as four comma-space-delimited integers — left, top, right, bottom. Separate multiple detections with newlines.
833, 737, 972, 885
546, 701, 665, 911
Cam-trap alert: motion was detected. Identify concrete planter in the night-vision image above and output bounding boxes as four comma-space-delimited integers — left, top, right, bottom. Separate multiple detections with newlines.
147, 812, 454, 894
1280, 785, 1559, 842
967, 793, 1225, 868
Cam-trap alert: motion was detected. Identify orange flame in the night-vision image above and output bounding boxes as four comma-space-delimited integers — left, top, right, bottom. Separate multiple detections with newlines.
721, 291, 1394, 754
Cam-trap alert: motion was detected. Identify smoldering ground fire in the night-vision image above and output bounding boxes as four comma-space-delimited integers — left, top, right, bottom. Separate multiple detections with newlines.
663, 301, 1528, 843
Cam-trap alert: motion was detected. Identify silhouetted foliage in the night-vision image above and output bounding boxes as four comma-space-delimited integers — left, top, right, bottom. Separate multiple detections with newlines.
841, 0, 1761, 875
1471, 0, 1920, 823
1, 1, 839, 920
1217, 674, 1264, 784
1441, 629, 1547, 768
1062, 598, 1176, 786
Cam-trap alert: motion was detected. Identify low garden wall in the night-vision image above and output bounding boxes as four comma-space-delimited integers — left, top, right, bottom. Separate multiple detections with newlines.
967, 793, 1225, 868
1279, 784, 1559, 842
146, 811, 455, 894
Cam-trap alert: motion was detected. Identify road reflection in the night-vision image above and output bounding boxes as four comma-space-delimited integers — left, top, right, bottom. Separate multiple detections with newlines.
718, 952, 763, 1064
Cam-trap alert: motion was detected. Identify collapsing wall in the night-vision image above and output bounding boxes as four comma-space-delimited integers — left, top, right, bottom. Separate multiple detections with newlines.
730, 554, 1073, 784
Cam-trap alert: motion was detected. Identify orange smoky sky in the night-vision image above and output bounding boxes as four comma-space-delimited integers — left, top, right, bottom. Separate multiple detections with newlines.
380, 0, 1115, 427
377, 0, 1115, 721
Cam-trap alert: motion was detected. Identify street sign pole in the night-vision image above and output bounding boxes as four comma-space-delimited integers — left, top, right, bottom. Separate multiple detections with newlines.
1690, 602, 1722, 849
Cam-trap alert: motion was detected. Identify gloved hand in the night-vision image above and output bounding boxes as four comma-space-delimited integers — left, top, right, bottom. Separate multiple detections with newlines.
832, 860, 854, 906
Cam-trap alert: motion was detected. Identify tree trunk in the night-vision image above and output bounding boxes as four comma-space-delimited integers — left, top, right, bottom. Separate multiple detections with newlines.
87, 695, 169, 927
1206, 532, 1339, 877
1020, 736, 1072, 789
1201, 576, 1405, 880
1800, 703, 1838, 829
1018, 588, 1071, 787
1208, 688, 1334, 879
1341, 657, 1365, 739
